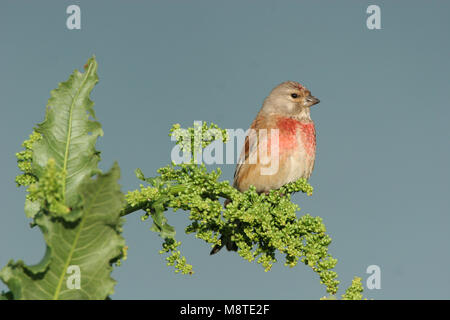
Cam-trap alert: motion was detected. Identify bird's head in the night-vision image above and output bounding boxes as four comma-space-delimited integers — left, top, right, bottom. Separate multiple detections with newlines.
262, 81, 320, 118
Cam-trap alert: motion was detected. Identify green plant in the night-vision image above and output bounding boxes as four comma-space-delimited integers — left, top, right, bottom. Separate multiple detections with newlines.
0, 57, 364, 300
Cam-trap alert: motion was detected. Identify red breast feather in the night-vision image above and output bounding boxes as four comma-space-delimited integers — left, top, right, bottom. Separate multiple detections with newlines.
276, 117, 316, 157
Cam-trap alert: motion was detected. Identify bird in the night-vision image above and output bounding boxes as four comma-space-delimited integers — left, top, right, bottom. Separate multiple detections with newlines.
210, 81, 320, 255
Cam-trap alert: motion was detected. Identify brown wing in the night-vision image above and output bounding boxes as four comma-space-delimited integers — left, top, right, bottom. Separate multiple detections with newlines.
233, 114, 270, 190
234, 132, 255, 188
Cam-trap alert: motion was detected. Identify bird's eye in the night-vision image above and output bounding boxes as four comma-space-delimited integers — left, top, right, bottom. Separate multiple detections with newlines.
291, 93, 298, 98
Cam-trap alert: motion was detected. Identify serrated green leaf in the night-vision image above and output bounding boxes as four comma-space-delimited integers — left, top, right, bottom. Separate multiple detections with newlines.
151, 201, 166, 228
135, 168, 163, 186
0, 164, 126, 300
149, 222, 161, 233
135, 168, 145, 181
32, 56, 102, 211
160, 224, 176, 239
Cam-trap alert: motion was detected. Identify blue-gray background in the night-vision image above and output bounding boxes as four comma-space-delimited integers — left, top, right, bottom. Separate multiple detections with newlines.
1, 0, 449, 299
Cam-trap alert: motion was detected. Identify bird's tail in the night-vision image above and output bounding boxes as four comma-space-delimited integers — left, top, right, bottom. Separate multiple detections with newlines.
210, 243, 223, 255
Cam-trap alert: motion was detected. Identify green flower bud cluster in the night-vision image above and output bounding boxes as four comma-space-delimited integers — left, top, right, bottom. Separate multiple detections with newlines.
15, 131, 42, 187
169, 122, 228, 163
341, 277, 365, 300
149, 162, 337, 293
115, 246, 129, 267
160, 238, 193, 275
15, 132, 70, 216
28, 158, 70, 215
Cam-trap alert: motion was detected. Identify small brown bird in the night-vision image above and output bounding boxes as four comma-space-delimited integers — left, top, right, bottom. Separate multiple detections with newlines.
210, 81, 320, 254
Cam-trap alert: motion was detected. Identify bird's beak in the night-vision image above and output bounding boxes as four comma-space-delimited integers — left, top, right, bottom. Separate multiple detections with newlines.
307, 95, 320, 106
